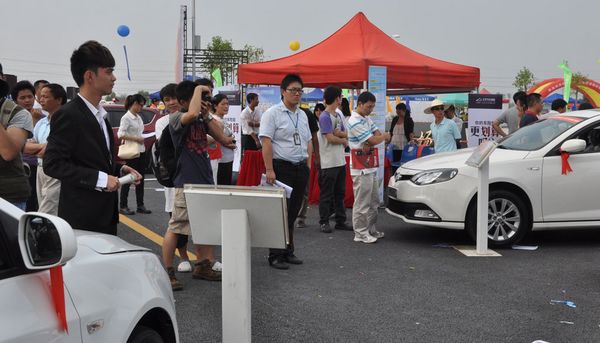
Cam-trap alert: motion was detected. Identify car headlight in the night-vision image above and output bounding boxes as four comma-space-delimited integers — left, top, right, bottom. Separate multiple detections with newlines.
410, 169, 458, 185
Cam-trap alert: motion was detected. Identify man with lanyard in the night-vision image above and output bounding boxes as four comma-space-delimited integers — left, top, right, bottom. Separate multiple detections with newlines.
260, 74, 312, 270
347, 91, 390, 244
426, 99, 461, 153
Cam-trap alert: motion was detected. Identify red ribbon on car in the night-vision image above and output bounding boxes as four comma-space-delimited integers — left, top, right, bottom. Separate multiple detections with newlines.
560, 148, 573, 175
50, 266, 68, 333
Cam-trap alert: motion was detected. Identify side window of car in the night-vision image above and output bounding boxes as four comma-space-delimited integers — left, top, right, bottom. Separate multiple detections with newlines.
573, 125, 600, 154
107, 110, 125, 128
140, 110, 154, 125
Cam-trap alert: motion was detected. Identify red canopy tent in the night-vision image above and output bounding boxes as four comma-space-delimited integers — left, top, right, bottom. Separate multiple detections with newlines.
237, 12, 480, 92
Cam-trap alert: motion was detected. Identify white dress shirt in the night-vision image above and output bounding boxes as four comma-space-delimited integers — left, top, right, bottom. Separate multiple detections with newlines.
78, 94, 111, 189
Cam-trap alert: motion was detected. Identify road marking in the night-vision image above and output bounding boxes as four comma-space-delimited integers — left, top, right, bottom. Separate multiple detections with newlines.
119, 214, 197, 260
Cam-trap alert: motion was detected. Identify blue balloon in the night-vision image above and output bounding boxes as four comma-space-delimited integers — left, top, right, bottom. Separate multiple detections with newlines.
117, 25, 130, 37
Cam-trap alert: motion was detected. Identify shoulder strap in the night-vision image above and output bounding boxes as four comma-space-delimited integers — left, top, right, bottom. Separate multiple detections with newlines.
0, 99, 22, 129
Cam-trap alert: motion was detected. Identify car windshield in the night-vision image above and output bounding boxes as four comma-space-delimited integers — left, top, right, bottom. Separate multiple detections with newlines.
498, 116, 584, 151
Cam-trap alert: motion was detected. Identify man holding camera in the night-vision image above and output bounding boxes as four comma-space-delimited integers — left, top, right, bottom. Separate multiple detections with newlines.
162, 80, 234, 290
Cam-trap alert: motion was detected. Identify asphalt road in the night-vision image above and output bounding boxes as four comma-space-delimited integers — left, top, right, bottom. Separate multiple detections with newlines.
118, 179, 600, 343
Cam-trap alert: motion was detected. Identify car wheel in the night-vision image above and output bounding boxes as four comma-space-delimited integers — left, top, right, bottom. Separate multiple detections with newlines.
466, 189, 531, 247
127, 325, 164, 343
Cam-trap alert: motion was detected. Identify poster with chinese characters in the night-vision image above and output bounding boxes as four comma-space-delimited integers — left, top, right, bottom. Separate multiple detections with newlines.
224, 105, 242, 172
467, 94, 503, 147
368, 65, 387, 203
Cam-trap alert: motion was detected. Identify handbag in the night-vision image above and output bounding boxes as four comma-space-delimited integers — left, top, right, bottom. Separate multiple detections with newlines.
118, 140, 141, 160
350, 148, 379, 169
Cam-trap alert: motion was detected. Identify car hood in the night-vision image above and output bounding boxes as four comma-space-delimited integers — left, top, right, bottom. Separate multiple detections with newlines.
75, 230, 151, 254
401, 147, 531, 172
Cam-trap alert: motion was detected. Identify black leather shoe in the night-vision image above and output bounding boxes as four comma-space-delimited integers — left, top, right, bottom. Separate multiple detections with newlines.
137, 206, 152, 214
320, 223, 332, 233
119, 207, 135, 215
285, 254, 303, 265
335, 223, 353, 231
268, 256, 289, 270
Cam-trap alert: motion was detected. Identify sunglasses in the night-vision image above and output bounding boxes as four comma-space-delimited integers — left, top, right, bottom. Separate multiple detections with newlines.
431, 106, 445, 111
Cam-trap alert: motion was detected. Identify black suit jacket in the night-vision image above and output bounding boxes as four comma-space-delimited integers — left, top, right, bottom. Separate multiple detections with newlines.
44, 96, 120, 234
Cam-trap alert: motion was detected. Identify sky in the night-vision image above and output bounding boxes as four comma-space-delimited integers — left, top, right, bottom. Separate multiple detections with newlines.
1, 0, 599, 96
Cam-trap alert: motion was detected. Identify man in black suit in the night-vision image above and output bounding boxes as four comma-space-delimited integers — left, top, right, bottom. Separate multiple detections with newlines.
44, 41, 141, 235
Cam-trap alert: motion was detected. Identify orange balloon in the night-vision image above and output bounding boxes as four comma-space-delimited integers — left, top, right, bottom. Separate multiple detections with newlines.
289, 40, 300, 51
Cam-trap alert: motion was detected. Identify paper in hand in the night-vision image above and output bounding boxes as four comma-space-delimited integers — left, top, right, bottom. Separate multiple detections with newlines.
260, 174, 293, 198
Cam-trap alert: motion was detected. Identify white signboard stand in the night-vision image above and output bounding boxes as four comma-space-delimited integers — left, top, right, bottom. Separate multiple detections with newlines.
465, 140, 499, 256
185, 185, 288, 343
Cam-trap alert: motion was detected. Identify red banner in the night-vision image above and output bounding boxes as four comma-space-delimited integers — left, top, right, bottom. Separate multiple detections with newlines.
560, 149, 573, 175
49, 266, 68, 333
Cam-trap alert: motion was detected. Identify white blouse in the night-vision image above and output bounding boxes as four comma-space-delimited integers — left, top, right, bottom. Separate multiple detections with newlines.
117, 111, 145, 153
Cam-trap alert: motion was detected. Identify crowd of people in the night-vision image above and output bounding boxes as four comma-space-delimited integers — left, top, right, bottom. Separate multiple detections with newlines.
1, 40, 596, 292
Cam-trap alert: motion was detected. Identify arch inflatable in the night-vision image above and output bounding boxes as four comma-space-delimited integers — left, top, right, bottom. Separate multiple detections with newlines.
528, 78, 600, 107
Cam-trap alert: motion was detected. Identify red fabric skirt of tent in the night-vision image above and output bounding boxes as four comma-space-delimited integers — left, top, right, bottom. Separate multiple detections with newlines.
308, 155, 391, 208
236, 150, 265, 186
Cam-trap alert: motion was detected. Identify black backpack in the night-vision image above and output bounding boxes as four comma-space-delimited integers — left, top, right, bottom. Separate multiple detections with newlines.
151, 125, 178, 187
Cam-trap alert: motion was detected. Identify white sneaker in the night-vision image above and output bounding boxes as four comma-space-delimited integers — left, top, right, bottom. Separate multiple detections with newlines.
353, 234, 377, 244
212, 261, 222, 272
177, 260, 192, 273
369, 230, 385, 239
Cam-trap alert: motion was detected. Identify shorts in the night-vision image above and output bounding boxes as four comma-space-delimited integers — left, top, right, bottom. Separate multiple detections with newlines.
167, 188, 191, 235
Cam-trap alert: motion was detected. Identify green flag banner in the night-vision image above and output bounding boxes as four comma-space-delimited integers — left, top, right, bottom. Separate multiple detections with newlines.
558, 62, 572, 104
212, 68, 223, 87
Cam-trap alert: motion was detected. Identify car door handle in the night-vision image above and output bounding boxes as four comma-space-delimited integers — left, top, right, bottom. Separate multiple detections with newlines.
527, 167, 540, 171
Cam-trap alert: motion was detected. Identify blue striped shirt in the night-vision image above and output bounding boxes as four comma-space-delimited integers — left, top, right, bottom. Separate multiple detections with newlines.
347, 112, 379, 175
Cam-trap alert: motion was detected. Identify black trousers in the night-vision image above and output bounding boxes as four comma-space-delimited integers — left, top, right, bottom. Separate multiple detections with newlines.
120, 152, 145, 208
242, 134, 259, 151
270, 159, 309, 258
318, 165, 346, 225
217, 161, 233, 185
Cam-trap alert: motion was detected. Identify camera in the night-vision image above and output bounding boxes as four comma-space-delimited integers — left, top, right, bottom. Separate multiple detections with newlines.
201, 91, 212, 102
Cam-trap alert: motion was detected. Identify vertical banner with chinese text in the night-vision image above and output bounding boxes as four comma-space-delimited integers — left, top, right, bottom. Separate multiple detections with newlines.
467, 94, 503, 147
368, 66, 387, 202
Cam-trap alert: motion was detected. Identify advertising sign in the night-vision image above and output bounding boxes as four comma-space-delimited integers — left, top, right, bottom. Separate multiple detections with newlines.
368, 66, 387, 202
467, 94, 503, 147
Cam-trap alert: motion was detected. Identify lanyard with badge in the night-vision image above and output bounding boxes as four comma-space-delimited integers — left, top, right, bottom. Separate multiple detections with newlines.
286, 111, 301, 146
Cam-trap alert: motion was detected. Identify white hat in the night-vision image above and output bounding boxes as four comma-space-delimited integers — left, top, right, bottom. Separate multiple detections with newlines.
424, 99, 448, 114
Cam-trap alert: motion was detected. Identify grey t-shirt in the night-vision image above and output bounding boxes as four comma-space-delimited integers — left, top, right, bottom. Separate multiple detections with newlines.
8, 108, 34, 138
495, 106, 519, 135
169, 112, 214, 187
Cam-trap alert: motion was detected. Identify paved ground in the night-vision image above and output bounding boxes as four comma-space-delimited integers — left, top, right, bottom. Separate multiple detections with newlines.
118, 179, 600, 343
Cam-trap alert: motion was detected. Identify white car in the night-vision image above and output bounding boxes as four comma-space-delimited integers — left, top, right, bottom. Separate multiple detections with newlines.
0, 198, 179, 343
387, 110, 600, 247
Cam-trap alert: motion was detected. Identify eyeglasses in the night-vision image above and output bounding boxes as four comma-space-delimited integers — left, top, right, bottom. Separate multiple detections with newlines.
431, 106, 444, 111
285, 88, 304, 95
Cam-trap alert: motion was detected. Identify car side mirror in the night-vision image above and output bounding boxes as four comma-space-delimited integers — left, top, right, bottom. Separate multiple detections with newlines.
560, 139, 587, 153
18, 213, 77, 270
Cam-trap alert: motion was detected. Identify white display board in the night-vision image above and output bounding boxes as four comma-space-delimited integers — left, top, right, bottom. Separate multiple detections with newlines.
184, 185, 288, 249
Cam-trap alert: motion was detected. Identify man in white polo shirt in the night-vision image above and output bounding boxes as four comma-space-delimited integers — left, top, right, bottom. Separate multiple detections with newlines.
347, 91, 390, 244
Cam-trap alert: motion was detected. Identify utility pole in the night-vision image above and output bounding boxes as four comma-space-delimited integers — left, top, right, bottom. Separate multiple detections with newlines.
191, 0, 196, 81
